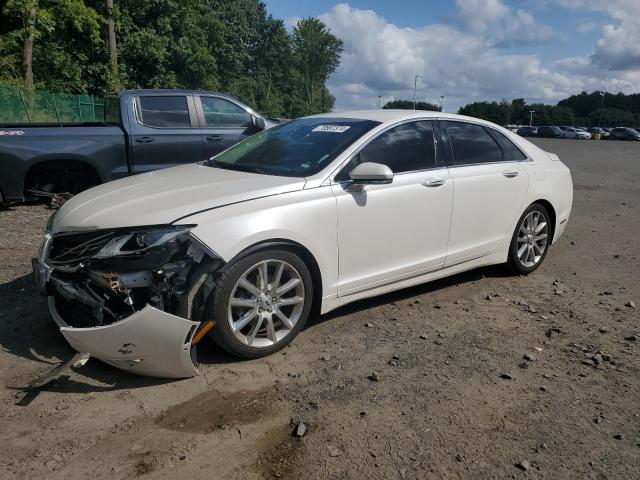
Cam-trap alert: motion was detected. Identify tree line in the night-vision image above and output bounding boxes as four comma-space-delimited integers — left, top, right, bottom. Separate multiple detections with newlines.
0, 0, 344, 118
383, 99, 441, 111
458, 92, 640, 128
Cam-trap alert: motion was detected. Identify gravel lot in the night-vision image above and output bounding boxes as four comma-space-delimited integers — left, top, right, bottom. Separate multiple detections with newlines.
0, 138, 639, 479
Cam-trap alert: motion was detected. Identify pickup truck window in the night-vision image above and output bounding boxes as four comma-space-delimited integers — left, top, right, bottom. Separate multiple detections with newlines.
138, 96, 190, 128
201, 97, 252, 128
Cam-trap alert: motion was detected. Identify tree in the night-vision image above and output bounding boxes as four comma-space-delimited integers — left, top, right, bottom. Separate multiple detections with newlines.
383, 99, 440, 111
291, 17, 343, 115
2, 0, 104, 92
0, 1, 344, 118
106, 0, 118, 90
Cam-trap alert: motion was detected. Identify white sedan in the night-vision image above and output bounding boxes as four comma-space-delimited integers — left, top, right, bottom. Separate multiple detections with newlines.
563, 127, 591, 140
33, 110, 573, 378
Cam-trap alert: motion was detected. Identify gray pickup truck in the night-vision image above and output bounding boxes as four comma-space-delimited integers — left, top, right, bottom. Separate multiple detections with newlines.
0, 89, 274, 205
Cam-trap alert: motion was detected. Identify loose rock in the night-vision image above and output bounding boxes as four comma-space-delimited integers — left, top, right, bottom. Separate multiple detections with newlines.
327, 446, 344, 457
294, 422, 307, 437
625, 300, 636, 309
515, 459, 530, 471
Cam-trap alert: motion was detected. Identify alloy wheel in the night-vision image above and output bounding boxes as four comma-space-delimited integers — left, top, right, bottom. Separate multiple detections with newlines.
227, 259, 305, 348
517, 211, 549, 268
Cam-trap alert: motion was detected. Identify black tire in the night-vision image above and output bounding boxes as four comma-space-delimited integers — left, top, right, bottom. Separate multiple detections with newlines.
507, 203, 552, 275
204, 249, 313, 358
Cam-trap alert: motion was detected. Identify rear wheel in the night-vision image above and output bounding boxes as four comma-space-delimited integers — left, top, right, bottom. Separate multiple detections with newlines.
507, 203, 551, 275
205, 249, 313, 358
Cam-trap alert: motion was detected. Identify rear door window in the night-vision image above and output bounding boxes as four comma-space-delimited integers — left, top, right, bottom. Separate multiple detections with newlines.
137, 96, 190, 128
200, 97, 252, 128
442, 121, 503, 165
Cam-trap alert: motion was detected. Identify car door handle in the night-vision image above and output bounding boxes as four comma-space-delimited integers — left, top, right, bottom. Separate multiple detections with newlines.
421, 177, 446, 187
206, 135, 224, 142
135, 136, 155, 143
502, 170, 519, 178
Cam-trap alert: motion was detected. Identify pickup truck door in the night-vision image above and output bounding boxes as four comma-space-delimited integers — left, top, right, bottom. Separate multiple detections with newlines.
194, 95, 256, 158
128, 94, 204, 174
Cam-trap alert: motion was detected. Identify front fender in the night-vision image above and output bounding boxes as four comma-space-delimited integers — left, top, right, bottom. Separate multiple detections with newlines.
186, 187, 338, 298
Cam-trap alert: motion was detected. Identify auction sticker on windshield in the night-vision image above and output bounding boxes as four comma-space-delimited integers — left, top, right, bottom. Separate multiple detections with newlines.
312, 125, 351, 133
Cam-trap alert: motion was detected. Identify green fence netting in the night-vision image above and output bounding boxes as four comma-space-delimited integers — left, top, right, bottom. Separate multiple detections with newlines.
0, 86, 120, 125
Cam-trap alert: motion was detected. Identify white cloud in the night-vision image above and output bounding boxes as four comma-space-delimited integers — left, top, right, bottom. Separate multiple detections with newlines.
455, 0, 554, 47
548, 0, 640, 70
319, 3, 640, 112
284, 15, 302, 31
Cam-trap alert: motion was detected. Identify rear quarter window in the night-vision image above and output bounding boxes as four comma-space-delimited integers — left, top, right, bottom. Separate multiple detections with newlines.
487, 129, 527, 161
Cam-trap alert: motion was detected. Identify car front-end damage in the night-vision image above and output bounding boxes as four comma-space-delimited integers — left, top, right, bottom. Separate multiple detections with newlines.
32, 222, 222, 378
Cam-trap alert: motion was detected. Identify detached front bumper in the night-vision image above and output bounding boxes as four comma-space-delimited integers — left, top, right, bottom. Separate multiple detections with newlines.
48, 297, 200, 378
32, 231, 205, 379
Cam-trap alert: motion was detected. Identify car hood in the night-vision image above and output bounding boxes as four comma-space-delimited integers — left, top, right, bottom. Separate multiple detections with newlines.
51, 163, 306, 232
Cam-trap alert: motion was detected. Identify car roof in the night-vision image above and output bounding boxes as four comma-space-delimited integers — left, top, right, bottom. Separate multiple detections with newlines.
310, 109, 497, 125
121, 88, 228, 96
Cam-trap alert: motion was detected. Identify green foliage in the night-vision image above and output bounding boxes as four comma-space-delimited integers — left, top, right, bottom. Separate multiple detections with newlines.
459, 94, 640, 128
383, 100, 440, 111
291, 17, 343, 116
0, 0, 343, 117
1, 0, 107, 92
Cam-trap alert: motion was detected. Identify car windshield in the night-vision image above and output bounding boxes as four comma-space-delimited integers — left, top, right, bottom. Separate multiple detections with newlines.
205, 117, 380, 177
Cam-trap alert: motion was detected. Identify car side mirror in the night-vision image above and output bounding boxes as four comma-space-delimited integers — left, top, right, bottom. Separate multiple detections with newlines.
348, 162, 394, 186
251, 115, 266, 131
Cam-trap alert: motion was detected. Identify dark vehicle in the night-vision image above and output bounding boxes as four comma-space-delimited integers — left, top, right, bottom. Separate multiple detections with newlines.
608, 127, 640, 141
586, 127, 610, 139
537, 126, 564, 138
0, 90, 274, 205
517, 126, 538, 137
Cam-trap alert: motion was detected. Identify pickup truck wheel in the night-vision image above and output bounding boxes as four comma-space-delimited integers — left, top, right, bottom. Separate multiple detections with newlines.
25, 161, 101, 198
204, 249, 313, 358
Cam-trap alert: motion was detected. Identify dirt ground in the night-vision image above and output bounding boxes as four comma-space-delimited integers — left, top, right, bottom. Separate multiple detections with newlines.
0, 138, 639, 480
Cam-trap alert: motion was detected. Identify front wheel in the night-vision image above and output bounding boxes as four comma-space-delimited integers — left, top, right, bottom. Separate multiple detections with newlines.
507, 204, 551, 275
205, 249, 313, 358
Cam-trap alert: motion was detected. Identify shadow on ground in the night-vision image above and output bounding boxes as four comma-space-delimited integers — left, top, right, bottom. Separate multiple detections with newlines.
1, 264, 511, 402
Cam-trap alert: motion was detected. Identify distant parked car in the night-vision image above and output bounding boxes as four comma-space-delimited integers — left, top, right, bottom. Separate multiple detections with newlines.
537, 126, 563, 138
517, 126, 538, 137
609, 127, 640, 140
563, 127, 591, 140
586, 127, 609, 139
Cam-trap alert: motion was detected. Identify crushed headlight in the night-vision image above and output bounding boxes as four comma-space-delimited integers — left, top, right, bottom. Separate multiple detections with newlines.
93, 225, 195, 258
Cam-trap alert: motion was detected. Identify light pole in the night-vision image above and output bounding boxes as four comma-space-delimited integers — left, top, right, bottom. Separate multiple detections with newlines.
529, 110, 535, 127
413, 74, 422, 110
440, 95, 444, 112
378, 95, 382, 109
598, 91, 605, 128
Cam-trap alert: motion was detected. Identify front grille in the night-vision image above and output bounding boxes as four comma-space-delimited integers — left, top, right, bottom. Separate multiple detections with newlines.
48, 230, 116, 265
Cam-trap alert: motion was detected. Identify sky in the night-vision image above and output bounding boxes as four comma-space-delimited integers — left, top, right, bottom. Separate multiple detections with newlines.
263, 0, 640, 112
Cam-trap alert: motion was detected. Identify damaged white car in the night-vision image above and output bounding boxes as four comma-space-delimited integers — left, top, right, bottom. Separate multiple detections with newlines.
33, 110, 573, 378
